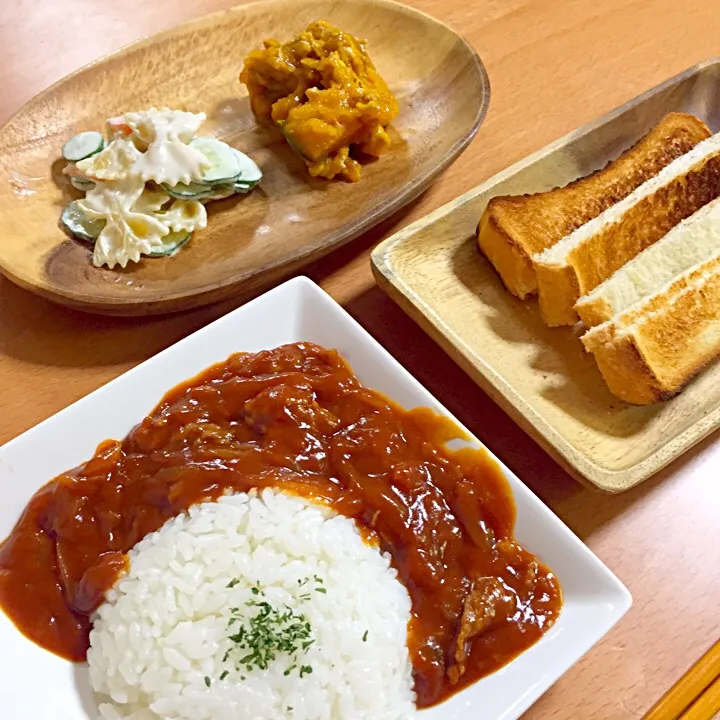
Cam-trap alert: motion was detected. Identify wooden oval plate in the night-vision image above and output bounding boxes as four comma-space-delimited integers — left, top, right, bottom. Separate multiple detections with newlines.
0, 0, 489, 316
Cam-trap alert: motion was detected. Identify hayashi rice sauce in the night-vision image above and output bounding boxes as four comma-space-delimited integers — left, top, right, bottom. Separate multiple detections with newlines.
240, 21, 399, 181
0, 343, 561, 707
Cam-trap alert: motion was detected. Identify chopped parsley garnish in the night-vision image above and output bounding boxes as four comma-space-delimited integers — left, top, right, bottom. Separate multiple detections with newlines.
221, 580, 322, 680
219, 670, 229, 681
362, 629, 368, 642
204, 676, 211, 687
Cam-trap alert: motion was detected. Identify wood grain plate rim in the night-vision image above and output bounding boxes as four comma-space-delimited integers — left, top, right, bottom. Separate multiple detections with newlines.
0, 0, 491, 315
371, 58, 720, 493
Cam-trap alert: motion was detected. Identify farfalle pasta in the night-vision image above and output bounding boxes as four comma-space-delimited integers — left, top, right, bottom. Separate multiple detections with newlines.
156, 200, 208, 233
59, 107, 263, 269
125, 109, 210, 185
79, 179, 169, 268
76, 138, 141, 182
124, 108, 205, 146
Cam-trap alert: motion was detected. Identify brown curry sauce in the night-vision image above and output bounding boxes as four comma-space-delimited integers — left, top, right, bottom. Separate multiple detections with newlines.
0, 343, 561, 707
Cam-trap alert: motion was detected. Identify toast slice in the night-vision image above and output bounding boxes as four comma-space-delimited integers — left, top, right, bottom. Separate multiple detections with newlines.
581, 254, 720, 404
476, 112, 710, 299
575, 195, 720, 327
535, 131, 720, 326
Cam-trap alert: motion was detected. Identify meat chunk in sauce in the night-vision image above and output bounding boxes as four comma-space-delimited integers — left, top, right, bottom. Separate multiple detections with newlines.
448, 576, 516, 685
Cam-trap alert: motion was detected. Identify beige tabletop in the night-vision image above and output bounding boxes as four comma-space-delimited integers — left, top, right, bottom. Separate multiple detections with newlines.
1, 0, 719, 718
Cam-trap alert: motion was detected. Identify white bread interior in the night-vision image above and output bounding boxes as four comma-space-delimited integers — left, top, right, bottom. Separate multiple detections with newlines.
575, 195, 720, 327
582, 254, 720, 352
580, 252, 720, 404
536, 132, 720, 267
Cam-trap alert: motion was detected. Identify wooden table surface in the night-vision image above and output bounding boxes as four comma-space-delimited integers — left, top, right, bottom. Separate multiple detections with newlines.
1, 0, 719, 717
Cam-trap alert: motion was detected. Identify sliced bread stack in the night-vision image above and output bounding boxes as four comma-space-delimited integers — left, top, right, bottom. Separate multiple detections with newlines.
579, 197, 720, 404
534, 130, 720, 326
476, 112, 720, 404
477, 112, 711, 299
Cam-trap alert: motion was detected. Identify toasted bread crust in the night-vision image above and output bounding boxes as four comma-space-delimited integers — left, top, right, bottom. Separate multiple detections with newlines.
476, 212, 536, 297
476, 113, 711, 299
535, 262, 581, 326
584, 257, 720, 404
581, 254, 720, 352
575, 195, 720, 328
538, 142, 720, 326
576, 296, 614, 328
591, 338, 664, 404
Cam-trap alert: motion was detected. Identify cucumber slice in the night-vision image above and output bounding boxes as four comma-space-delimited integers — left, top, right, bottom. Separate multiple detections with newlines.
201, 185, 237, 202
231, 148, 262, 184
148, 230, 191, 257
62, 131, 105, 162
61, 201, 105, 242
162, 182, 212, 200
70, 176, 95, 192
233, 180, 256, 194
190, 137, 241, 184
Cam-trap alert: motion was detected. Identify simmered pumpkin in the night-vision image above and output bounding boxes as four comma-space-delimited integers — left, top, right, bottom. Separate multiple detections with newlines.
240, 21, 399, 182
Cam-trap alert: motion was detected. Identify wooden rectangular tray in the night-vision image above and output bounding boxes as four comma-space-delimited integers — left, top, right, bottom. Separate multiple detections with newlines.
371, 59, 720, 492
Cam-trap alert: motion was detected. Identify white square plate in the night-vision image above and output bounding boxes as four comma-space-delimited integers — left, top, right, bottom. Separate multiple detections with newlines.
0, 277, 631, 720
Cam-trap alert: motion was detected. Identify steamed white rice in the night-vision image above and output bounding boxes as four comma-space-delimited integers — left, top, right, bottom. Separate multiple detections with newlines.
88, 489, 416, 720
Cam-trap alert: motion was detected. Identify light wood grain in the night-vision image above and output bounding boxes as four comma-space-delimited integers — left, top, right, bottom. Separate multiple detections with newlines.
0, 0, 487, 315
644, 639, 720, 720
1, 1, 720, 719
372, 60, 720, 492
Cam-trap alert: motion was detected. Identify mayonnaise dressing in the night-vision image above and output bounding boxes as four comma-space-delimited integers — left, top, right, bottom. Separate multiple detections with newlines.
69, 108, 213, 269
125, 109, 209, 186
